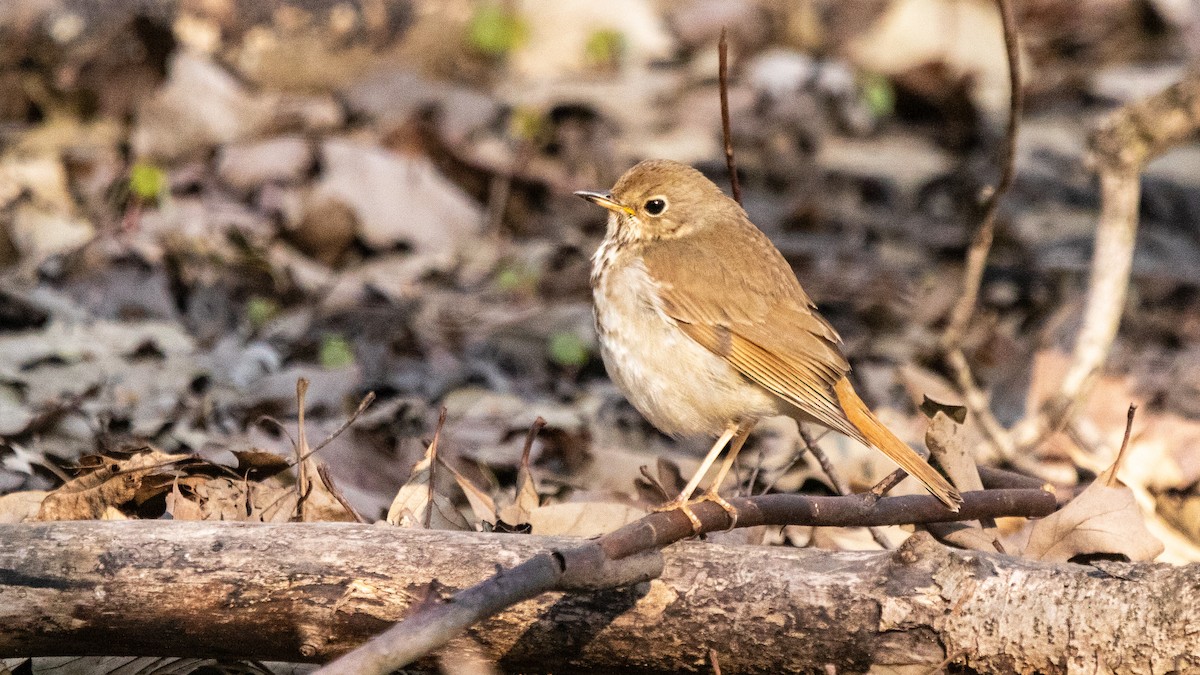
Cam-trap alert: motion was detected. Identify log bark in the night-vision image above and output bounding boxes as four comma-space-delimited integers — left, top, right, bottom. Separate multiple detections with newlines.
2, 521, 1197, 673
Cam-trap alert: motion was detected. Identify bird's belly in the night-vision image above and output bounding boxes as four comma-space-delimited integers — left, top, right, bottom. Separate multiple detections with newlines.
594, 260, 780, 438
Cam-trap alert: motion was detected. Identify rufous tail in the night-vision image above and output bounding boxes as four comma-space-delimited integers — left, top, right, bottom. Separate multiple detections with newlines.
834, 378, 963, 511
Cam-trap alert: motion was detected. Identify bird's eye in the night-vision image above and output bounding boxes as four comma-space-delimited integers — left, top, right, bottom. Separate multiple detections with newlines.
644, 198, 667, 216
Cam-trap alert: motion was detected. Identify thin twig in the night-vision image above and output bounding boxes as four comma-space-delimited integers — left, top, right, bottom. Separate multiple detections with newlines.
425, 408, 448, 530
798, 426, 892, 549
297, 391, 377, 464
759, 428, 830, 496
940, 0, 1023, 351
521, 416, 546, 467
718, 27, 741, 204
317, 463, 367, 524
294, 379, 311, 521
710, 649, 723, 675
1013, 74, 1200, 454
869, 467, 908, 500
936, 0, 1024, 478
1107, 404, 1137, 487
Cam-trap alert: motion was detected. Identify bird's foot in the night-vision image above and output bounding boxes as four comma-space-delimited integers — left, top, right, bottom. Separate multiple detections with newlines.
652, 491, 741, 534
651, 497, 703, 534
695, 489, 739, 530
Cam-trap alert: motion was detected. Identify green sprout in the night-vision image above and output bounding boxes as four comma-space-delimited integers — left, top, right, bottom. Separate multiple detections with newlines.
129, 161, 167, 203
548, 331, 589, 368
861, 72, 895, 119
319, 334, 355, 369
584, 29, 625, 70
468, 3, 528, 57
245, 296, 279, 330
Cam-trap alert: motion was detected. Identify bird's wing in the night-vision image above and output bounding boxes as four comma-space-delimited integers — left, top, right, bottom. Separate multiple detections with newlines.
641, 223, 861, 439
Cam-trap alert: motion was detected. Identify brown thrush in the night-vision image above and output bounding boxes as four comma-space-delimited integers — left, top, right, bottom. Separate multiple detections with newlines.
577, 159, 962, 530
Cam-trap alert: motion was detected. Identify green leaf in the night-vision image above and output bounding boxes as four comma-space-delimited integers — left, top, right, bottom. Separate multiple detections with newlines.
508, 106, 545, 142
495, 261, 540, 293
584, 29, 625, 69
129, 162, 166, 202
861, 72, 895, 118
467, 3, 528, 57
319, 334, 355, 369
245, 297, 279, 330
548, 332, 589, 368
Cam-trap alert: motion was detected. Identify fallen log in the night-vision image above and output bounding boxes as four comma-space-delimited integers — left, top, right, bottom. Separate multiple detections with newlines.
2, 521, 1196, 673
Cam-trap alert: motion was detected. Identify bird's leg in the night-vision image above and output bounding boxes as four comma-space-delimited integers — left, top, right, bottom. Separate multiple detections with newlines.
694, 419, 756, 529
653, 422, 738, 533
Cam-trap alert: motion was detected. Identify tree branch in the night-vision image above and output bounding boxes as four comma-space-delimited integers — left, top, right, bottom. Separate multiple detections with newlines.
322, 488, 1053, 673
3, 520, 1196, 674
1013, 72, 1200, 451
940, 0, 1023, 351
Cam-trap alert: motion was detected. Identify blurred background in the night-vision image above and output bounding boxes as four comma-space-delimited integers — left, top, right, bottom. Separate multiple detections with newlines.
1, 0, 1199, 558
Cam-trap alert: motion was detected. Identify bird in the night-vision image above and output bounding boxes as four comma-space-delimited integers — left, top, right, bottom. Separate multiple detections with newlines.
576, 159, 962, 530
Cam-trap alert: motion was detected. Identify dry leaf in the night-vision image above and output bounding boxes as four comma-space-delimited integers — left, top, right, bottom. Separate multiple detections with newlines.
529, 502, 645, 537
165, 480, 204, 521
36, 449, 190, 521
299, 458, 358, 523
172, 477, 298, 522
440, 458, 498, 527
1156, 489, 1200, 544
230, 450, 293, 480
0, 490, 48, 523
1024, 481, 1164, 563
386, 422, 470, 530
498, 462, 540, 527
313, 139, 482, 255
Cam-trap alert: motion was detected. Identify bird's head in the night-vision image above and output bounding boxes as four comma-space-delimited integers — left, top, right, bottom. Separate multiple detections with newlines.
575, 159, 742, 243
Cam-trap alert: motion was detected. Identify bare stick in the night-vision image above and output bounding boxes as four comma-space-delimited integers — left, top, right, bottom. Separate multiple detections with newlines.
294, 378, 311, 521
320, 487, 1055, 674
976, 465, 1054, 493
940, 0, 1023, 351
316, 463, 366, 524
1013, 73, 1200, 450
870, 467, 909, 500
425, 408, 448, 529
1106, 404, 1137, 487
933, 0, 1025, 479
798, 426, 892, 549
301, 391, 376, 462
718, 27, 741, 204
710, 649, 723, 675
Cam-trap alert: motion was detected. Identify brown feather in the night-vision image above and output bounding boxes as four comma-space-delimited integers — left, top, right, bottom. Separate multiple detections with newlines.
643, 212, 853, 432
835, 378, 962, 510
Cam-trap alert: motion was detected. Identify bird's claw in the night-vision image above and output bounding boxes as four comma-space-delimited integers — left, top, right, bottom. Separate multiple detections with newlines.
696, 490, 739, 530
652, 491, 740, 534
652, 497, 703, 534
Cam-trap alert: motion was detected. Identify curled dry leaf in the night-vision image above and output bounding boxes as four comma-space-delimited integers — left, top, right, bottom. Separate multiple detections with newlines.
167, 477, 281, 522
300, 457, 361, 523
165, 462, 357, 523
497, 419, 543, 527
386, 421, 470, 530
440, 458, 498, 527
1023, 463, 1164, 563
36, 449, 190, 521
165, 480, 205, 521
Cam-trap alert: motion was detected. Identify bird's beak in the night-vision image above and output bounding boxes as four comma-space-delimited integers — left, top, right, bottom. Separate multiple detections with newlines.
575, 190, 635, 216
